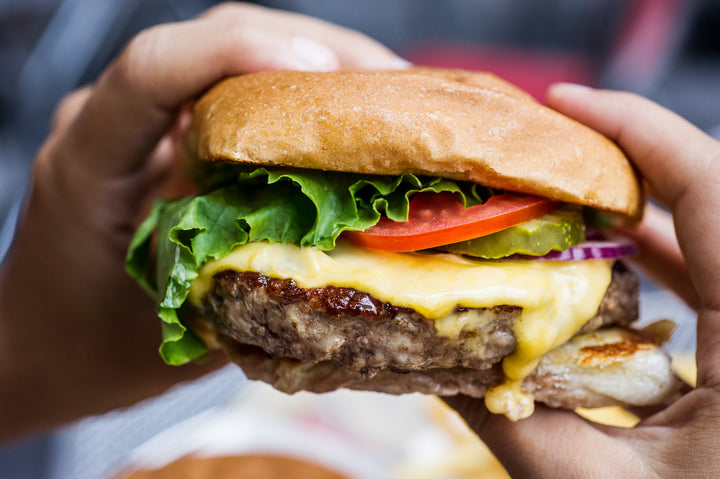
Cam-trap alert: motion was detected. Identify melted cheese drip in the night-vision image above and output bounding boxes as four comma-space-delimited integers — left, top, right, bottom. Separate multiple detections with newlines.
189, 240, 612, 420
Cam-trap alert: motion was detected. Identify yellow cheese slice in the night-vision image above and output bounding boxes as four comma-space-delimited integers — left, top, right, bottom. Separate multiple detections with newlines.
189, 240, 613, 419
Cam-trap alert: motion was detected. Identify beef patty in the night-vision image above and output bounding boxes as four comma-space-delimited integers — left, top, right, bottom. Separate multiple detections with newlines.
195, 262, 638, 374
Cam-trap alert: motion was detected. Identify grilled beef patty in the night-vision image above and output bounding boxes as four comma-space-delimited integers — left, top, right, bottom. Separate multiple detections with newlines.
196, 262, 638, 374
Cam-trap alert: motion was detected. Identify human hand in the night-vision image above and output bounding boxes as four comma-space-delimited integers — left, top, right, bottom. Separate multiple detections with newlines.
446, 85, 720, 478
0, 2, 407, 443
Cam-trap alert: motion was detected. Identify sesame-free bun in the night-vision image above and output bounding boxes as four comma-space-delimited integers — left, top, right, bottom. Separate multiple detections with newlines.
201, 327, 681, 412
190, 68, 642, 219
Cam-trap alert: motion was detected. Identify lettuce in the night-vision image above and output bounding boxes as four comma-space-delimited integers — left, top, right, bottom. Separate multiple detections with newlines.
125, 166, 485, 365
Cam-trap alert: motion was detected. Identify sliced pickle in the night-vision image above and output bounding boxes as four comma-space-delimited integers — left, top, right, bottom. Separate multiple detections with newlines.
437, 205, 584, 259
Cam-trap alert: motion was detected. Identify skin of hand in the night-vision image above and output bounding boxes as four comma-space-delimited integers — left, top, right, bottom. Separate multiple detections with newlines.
0, 2, 408, 444
446, 85, 720, 478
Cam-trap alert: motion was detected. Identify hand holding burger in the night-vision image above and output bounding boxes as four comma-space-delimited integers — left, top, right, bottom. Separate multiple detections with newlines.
0, 2, 407, 443
448, 85, 720, 478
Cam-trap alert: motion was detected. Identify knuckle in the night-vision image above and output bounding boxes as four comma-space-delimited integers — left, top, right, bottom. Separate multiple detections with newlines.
710, 147, 720, 171
51, 88, 90, 132
203, 15, 266, 58
33, 139, 56, 175
112, 25, 163, 90
206, 8, 255, 36
608, 90, 650, 109
201, 2, 257, 20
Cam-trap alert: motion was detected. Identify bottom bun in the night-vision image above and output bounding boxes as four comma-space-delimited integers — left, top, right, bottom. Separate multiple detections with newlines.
207, 327, 682, 414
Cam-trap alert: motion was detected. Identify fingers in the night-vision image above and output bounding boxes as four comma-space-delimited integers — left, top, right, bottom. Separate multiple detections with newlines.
617, 203, 700, 310
547, 85, 720, 212
547, 84, 720, 389
444, 396, 640, 478
547, 86, 720, 298
52, 2, 407, 183
202, 3, 409, 69
50, 87, 92, 133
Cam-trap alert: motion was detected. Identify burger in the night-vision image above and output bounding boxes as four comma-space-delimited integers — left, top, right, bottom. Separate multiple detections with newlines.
126, 68, 682, 420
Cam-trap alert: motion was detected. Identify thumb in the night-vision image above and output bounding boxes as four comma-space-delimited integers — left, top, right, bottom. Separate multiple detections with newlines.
39, 4, 410, 230
53, 3, 408, 184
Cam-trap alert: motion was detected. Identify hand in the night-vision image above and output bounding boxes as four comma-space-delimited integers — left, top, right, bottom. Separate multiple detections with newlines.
446, 85, 720, 478
0, 2, 407, 443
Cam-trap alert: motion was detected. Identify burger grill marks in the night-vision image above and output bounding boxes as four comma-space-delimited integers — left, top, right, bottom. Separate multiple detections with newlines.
196, 263, 637, 375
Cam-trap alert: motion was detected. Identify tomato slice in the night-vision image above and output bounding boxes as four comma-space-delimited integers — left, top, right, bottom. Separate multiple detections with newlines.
343, 192, 558, 252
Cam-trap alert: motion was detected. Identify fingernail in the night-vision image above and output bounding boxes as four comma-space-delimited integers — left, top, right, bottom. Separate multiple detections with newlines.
550, 82, 593, 96
391, 57, 414, 69
291, 36, 339, 71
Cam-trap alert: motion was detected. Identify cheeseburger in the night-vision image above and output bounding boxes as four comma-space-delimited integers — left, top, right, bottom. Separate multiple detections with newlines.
126, 68, 681, 420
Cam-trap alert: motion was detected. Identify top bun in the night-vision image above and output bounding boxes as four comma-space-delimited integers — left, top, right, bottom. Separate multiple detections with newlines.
190, 68, 642, 219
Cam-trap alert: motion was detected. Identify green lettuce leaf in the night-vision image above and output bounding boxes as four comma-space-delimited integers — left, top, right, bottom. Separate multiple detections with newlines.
125, 165, 485, 365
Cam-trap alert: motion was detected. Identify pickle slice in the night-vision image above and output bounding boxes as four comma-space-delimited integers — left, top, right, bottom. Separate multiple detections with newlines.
436, 205, 584, 259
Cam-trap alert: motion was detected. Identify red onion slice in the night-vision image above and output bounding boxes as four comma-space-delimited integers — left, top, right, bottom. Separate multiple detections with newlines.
522, 236, 639, 261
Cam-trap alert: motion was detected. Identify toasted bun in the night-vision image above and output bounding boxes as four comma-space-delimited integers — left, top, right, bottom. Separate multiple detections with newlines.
207, 328, 681, 412
191, 68, 642, 218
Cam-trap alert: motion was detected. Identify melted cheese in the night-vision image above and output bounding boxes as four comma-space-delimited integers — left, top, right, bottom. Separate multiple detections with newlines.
189, 240, 612, 420
484, 379, 534, 420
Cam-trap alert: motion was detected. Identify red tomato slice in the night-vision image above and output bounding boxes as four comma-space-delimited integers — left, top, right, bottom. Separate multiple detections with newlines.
343, 192, 558, 252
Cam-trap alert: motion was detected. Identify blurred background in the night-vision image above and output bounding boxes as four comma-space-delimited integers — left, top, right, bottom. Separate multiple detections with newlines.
0, 0, 717, 477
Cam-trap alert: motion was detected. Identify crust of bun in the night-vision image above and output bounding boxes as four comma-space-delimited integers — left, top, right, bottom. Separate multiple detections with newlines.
210, 328, 681, 412
191, 68, 642, 218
